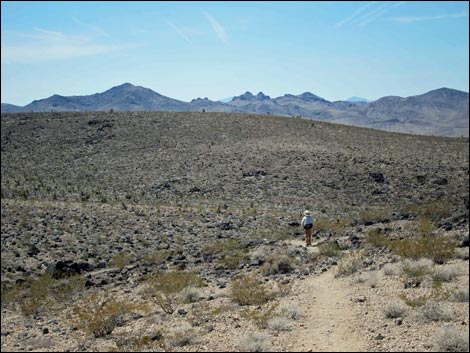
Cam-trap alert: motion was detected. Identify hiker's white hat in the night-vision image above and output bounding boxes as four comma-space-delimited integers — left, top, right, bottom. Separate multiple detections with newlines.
304, 210, 311, 215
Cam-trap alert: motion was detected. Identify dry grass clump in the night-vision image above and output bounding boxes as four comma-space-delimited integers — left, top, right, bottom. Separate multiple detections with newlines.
165, 321, 200, 348
2, 273, 86, 316
356, 270, 382, 288
260, 251, 297, 276
433, 325, 469, 352
113, 334, 162, 352
401, 258, 434, 287
266, 316, 292, 331
389, 233, 456, 264
277, 302, 304, 320
451, 288, 469, 303
238, 331, 272, 352
180, 286, 203, 303
73, 293, 139, 337
318, 241, 341, 257
230, 274, 275, 306
382, 263, 401, 276
335, 250, 364, 277
145, 270, 204, 314
420, 301, 454, 322
431, 264, 463, 283
383, 300, 408, 318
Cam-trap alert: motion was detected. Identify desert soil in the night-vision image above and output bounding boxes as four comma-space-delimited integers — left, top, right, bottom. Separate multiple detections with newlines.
1, 111, 468, 352
275, 254, 369, 352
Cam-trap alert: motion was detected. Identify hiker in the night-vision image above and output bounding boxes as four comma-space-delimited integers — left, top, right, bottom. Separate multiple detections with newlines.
301, 210, 314, 246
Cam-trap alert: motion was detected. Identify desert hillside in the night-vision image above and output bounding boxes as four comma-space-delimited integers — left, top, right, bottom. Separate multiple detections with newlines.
1, 111, 469, 352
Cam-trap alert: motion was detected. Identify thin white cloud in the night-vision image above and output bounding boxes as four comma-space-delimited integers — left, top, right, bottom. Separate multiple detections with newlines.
33, 27, 66, 40
335, 1, 407, 28
203, 11, 228, 44
334, 1, 377, 28
356, 1, 407, 27
1, 27, 130, 63
72, 17, 109, 37
389, 11, 468, 23
165, 20, 191, 43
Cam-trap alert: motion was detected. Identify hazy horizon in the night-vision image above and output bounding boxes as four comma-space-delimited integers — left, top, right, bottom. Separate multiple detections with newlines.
1, 1, 469, 106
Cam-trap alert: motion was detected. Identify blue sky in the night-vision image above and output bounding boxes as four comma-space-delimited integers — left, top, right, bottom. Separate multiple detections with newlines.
1, 1, 469, 105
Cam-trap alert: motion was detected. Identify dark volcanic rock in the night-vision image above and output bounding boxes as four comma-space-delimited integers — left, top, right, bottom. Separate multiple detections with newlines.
46, 261, 95, 279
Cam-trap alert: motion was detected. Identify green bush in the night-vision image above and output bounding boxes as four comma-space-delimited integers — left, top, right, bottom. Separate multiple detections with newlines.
2, 273, 86, 316
146, 270, 204, 314
73, 293, 135, 337
365, 229, 389, 248
230, 274, 274, 306
389, 235, 456, 264
260, 252, 297, 276
241, 302, 280, 329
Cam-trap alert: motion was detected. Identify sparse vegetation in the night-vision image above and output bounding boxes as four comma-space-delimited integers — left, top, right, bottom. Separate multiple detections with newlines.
145, 270, 204, 314
335, 250, 364, 277
420, 301, 454, 322
389, 235, 456, 264
383, 300, 408, 318
1, 111, 468, 352
433, 325, 470, 352
73, 293, 138, 337
238, 331, 272, 352
230, 274, 275, 306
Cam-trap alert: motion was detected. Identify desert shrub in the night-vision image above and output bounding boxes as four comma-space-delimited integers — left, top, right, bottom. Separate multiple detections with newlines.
383, 263, 401, 276
260, 252, 297, 276
415, 216, 435, 237
383, 300, 408, 318
277, 302, 304, 320
318, 241, 341, 257
1, 274, 52, 316
399, 280, 454, 308
241, 301, 280, 329
313, 216, 351, 235
181, 286, 203, 303
165, 322, 199, 348
451, 288, 469, 303
2, 273, 86, 316
110, 251, 133, 268
432, 264, 462, 283
433, 325, 469, 352
359, 208, 392, 224
238, 332, 272, 352
357, 271, 382, 288
390, 235, 456, 264
365, 229, 390, 248
402, 199, 453, 223
146, 270, 204, 314
113, 334, 162, 352
203, 238, 243, 256
335, 250, 364, 277
420, 301, 454, 322
230, 274, 274, 306
267, 316, 292, 331
141, 249, 172, 266
401, 258, 434, 287
73, 293, 135, 337
275, 280, 293, 297
219, 250, 245, 270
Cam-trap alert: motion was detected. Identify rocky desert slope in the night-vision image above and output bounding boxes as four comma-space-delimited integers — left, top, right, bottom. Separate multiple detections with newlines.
1, 111, 469, 352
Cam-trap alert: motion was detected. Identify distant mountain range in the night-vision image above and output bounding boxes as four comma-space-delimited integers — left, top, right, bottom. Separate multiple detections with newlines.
346, 96, 370, 103
2, 83, 468, 137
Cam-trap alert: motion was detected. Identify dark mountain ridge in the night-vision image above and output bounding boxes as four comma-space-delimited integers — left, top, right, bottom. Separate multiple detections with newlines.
2, 83, 468, 137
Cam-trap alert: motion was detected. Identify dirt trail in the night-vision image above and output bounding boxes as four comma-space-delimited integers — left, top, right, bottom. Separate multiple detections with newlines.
277, 240, 369, 352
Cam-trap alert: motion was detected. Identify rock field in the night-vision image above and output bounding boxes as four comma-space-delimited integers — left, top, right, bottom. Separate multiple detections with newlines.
1, 111, 468, 352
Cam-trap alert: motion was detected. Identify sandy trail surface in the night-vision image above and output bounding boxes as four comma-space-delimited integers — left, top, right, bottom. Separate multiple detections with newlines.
276, 240, 369, 352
